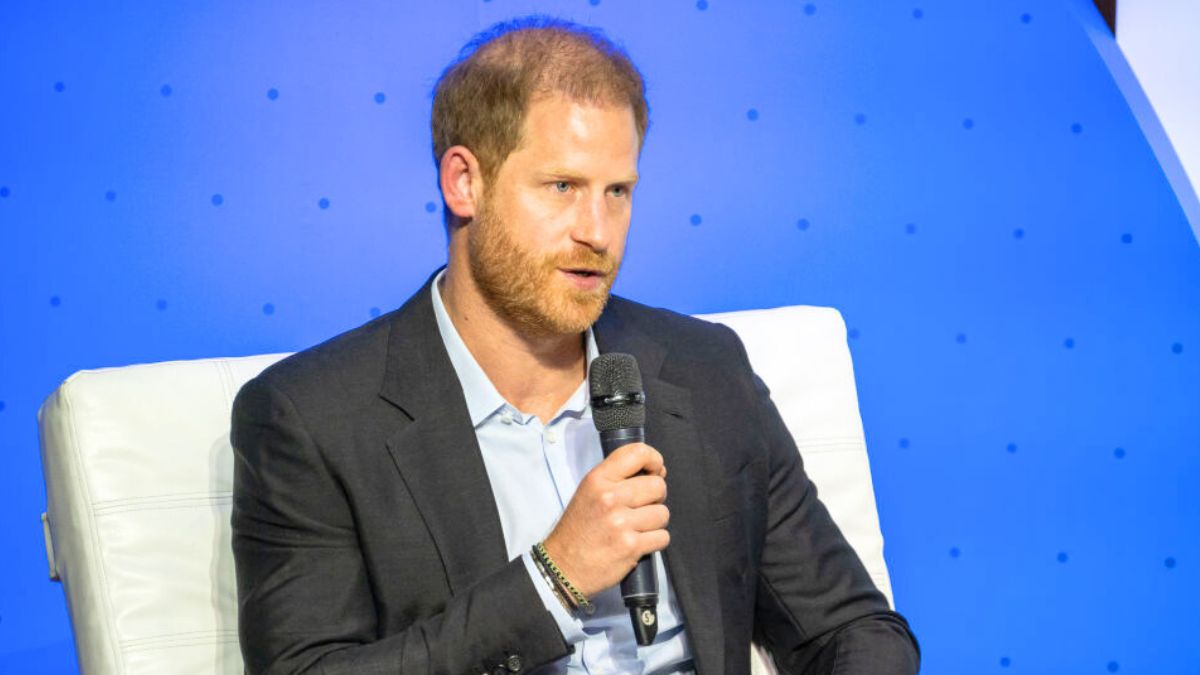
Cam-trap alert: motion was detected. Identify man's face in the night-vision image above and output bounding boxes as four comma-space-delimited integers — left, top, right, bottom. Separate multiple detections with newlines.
468, 94, 640, 335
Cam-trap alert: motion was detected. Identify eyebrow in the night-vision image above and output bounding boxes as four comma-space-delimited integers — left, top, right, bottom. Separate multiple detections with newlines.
539, 170, 639, 184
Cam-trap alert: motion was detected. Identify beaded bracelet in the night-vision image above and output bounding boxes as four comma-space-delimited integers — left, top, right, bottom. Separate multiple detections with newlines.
533, 542, 594, 615
531, 551, 574, 613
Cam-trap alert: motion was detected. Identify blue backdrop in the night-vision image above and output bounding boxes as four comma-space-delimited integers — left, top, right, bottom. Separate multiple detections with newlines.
2, 1, 1197, 672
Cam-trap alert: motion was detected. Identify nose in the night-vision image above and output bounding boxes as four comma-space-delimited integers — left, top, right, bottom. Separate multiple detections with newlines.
570, 192, 612, 252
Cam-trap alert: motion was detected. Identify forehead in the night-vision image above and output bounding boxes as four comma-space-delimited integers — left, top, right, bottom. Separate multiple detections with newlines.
505, 94, 640, 172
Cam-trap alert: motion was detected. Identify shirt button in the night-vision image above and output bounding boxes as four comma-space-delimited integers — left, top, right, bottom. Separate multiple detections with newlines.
505, 654, 523, 672
545, 430, 557, 444
501, 410, 513, 425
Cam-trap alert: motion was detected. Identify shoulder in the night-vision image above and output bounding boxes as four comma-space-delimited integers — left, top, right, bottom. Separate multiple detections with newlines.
604, 295, 747, 360
234, 310, 395, 418
264, 311, 393, 385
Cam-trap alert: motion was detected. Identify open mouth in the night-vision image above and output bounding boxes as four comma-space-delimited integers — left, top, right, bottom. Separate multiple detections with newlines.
561, 268, 609, 289
563, 268, 603, 279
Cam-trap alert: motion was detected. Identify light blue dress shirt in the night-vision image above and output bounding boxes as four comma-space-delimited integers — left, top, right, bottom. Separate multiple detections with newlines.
431, 272, 695, 674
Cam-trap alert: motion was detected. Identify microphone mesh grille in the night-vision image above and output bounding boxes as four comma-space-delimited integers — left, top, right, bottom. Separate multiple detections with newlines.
589, 353, 646, 432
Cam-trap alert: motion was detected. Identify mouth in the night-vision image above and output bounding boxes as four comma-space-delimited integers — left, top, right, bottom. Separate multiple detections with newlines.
559, 267, 610, 290
562, 268, 603, 279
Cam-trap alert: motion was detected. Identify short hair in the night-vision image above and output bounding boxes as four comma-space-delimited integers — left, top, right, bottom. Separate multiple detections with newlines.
431, 16, 649, 192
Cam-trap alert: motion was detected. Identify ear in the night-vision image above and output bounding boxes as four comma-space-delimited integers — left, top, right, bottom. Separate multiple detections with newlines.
439, 145, 484, 221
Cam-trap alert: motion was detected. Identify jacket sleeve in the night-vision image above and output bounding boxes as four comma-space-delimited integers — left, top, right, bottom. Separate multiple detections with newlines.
736, 350, 920, 673
230, 376, 572, 675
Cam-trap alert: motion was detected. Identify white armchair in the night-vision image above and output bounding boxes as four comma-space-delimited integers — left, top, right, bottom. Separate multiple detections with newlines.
38, 305, 895, 674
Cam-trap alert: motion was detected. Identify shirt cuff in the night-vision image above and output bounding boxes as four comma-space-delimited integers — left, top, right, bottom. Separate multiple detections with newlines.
521, 551, 587, 644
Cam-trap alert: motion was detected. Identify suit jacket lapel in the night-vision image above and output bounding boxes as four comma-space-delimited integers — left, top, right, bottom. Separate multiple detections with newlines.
378, 275, 510, 596
595, 303, 725, 675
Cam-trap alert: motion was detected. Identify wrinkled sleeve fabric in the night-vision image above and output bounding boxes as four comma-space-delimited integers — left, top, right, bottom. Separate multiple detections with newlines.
727, 336, 919, 674
230, 376, 571, 675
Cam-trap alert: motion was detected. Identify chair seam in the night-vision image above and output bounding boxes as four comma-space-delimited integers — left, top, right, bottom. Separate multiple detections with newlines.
94, 495, 232, 516
92, 491, 232, 509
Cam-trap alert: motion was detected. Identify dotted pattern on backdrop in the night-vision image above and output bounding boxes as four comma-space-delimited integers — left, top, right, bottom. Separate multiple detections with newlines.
1, 1, 1198, 672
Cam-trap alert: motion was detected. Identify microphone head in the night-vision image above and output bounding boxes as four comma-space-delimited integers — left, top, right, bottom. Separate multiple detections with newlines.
589, 353, 646, 432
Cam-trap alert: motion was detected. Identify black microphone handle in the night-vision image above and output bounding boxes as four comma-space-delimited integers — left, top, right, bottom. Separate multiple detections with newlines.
599, 427, 660, 646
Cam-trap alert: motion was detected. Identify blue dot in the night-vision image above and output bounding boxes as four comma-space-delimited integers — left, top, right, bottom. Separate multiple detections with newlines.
1006, 442, 1017, 454
1107, 662, 1119, 673
0, 401, 5, 412
912, 8, 924, 19
267, 88, 279, 100
1021, 13, 1032, 24
746, 108, 759, 121
156, 299, 167, 311
689, 214, 702, 226
796, 218, 810, 231
105, 190, 116, 202
1114, 447, 1126, 459
905, 222, 917, 234
0, 186, 8, 198
963, 118, 975, 130
696, 0, 708, 9
1071, 122, 1083, 134
1171, 342, 1183, 354
1057, 551, 1069, 563
1063, 337, 1075, 349
262, 303, 275, 316
803, 3, 816, 15
54, 81, 65, 92
1165, 556, 1176, 569
589, 0, 601, 5
899, 438, 910, 449
1121, 233, 1133, 243
374, 92, 386, 104
854, 112, 867, 125
949, 547, 960, 558
956, 333, 967, 344
425, 201, 437, 213
318, 197, 330, 209
1000, 657, 1011, 668
847, 327, 859, 339
160, 84, 172, 97
211, 194, 224, 206
369, 306, 382, 318
50, 296, 61, 307
1013, 228, 1025, 239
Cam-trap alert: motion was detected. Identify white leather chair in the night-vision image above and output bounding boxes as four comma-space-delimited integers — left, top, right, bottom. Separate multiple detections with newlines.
38, 305, 895, 674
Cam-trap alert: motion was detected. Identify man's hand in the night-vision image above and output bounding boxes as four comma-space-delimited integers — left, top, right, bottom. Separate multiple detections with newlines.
542, 443, 670, 598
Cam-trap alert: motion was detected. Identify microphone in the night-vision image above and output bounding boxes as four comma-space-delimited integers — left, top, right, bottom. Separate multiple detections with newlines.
589, 353, 659, 646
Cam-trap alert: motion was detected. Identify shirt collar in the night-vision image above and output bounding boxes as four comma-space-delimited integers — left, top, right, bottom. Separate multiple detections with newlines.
430, 268, 598, 428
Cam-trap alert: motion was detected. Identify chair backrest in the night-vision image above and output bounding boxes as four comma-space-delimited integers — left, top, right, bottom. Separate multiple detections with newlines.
38, 305, 892, 674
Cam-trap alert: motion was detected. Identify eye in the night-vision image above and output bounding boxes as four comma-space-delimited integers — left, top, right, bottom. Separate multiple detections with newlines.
553, 181, 571, 193
610, 185, 628, 198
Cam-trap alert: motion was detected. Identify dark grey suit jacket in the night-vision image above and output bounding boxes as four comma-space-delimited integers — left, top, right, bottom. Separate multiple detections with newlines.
231, 274, 920, 675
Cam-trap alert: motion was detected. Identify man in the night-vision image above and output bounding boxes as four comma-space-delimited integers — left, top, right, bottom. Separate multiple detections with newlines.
231, 17, 919, 675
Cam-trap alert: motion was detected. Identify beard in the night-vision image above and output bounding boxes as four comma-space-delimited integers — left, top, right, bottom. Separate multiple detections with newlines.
468, 198, 620, 336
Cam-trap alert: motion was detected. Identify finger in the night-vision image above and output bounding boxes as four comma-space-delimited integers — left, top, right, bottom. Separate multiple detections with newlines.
636, 528, 671, 556
599, 443, 663, 480
616, 474, 667, 507
625, 503, 670, 532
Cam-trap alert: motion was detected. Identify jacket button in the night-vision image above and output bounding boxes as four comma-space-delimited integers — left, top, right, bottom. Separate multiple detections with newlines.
505, 654, 523, 672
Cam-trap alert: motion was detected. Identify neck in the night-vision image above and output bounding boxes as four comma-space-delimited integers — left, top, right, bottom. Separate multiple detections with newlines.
439, 265, 588, 424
